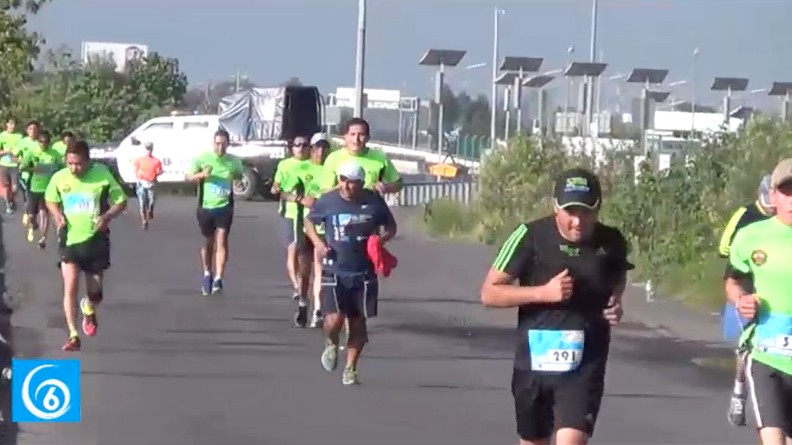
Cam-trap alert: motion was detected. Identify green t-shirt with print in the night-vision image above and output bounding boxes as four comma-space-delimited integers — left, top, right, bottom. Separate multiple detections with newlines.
15, 137, 39, 181
0, 132, 22, 167
730, 217, 792, 376
189, 151, 244, 209
274, 157, 310, 219
20, 147, 63, 193
44, 162, 127, 246
319, 147, 401, 191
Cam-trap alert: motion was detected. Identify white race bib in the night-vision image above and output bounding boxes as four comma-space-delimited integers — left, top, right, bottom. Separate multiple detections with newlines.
528, 329, 585, 372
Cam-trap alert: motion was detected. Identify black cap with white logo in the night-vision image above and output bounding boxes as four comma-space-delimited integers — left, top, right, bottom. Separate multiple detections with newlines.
553, 168, 602, 210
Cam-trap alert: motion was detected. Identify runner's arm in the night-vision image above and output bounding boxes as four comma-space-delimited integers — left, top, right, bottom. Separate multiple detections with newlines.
607, 230, 634, 304
373, 192, 397, 242
101, 173, 128, 221
185, 157, 208, 182
304, 196, 327, 248
718, 207, 747, 258
480, 225, 548, 308
377, 158, 402, 193
726, 229, 754, 304
44, 178, 65, 227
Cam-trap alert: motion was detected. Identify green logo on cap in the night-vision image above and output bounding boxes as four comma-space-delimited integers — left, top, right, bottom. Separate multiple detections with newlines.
564, 177, 590, 192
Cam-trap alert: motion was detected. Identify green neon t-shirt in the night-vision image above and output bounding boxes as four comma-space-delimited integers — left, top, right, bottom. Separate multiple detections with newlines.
20, 146, 63, 193
44, 163, 127, 246
0, 132, 22, 167
51, 141, 68, 156
319, 148, 400, 191
15, 137, 40, 181
274, 157, 309, 218
189, 151, 244, 209
730, 217, 792, 375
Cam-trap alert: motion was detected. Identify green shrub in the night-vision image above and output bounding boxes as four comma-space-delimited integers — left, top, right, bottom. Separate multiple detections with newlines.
421, 117, 792, 309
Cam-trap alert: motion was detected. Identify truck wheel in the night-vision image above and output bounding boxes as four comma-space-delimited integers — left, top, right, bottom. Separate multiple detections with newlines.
233, 166, 258, 201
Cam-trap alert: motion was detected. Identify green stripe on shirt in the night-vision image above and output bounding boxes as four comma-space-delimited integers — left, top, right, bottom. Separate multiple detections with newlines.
493, 225, 528, 271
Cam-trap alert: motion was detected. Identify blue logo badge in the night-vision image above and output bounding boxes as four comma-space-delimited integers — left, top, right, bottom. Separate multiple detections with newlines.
11, 358, 81, 422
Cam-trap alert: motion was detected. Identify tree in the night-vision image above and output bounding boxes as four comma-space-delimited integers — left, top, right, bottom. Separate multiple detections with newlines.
281, 77, 302, 87
0, 0, 50, 108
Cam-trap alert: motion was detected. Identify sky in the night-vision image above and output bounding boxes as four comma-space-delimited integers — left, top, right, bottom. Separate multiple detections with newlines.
30, 0, 792, 111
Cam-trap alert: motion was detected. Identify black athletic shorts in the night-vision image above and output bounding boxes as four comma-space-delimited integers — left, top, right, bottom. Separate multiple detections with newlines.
0, 166, 17, 187
511, 358, 607, 441
59, 232, 111, 274
747, 357, 792, 435
196, 204, 234, 238
319, 271, 379, 319
26, 192, 45, 216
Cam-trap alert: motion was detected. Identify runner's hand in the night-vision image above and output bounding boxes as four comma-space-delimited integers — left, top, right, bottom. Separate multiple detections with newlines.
95, 214, 111, 232
542, 269, 573, 303
603, 296, 623, 325
374, 182, 387, 194
315, 242, 330, 258
737, 294, 759, 320
300, 195, 315, 207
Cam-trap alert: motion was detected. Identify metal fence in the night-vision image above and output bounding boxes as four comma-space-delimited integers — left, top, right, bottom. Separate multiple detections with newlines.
386, 180, 479, 207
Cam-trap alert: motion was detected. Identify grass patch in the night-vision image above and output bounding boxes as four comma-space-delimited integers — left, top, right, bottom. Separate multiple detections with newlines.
416, 198, 480, 241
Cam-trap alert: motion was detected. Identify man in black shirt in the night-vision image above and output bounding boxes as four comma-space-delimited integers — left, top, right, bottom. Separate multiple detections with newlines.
480, 167, 634, 445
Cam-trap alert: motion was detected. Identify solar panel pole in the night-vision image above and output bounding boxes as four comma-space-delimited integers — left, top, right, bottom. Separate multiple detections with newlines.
353, 0, 367, 118
564, 46, 575, 135
513, 67, 524, 134
503, 86, 511, 140
586, 0, 599, 136
435, 63, 446, 158
490, 7, 504, 148
784, 91, 790, 122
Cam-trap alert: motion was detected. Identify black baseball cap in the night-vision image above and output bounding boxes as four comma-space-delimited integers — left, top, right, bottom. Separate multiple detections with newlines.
553, 168, 602, 210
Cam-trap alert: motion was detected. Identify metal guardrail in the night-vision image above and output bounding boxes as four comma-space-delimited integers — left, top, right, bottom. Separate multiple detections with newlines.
387, 180, 479, 207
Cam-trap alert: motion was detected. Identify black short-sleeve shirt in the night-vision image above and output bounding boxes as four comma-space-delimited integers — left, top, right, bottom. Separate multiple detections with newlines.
492, 216, 634, 371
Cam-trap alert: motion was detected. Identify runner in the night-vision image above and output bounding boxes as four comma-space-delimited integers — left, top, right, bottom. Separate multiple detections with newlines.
271, 137, 311, 300
0, 118, 23, 214
133, 142, 163, 230
186, 129, 244, 296
319, 117, 402, 194
719, 174, 775, 426
44, 140, 127, 351
287, 132, 331, 328
308, 132, 331, 328
51, 131, 75, 157
304, 160, 397, 385
479, 168, 633, 445
19, 131, 63, 249
15, 121, 43, 220
727, 158, 792, 445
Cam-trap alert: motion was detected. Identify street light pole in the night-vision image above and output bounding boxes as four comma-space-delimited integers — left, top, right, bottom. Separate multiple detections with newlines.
353, 0, 367, 118
586, 0, 598, 137
489, 7, 503, 148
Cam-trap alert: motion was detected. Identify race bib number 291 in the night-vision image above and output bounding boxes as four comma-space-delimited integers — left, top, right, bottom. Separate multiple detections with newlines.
11, 358, 81, 422
528, 329, 585, 372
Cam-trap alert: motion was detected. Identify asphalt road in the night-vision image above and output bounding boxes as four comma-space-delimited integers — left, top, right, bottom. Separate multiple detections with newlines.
1, 196, 757, 445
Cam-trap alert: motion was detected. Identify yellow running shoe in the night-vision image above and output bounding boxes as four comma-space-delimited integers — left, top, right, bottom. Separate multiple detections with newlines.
26, 227, 34, 242
22, 213, 29, 226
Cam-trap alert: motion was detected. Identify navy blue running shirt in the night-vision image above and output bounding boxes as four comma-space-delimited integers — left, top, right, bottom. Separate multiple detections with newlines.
307, 189, 394, 276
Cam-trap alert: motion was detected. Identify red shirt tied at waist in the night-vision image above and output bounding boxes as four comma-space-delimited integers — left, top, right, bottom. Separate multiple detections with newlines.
366, 234, 398, 277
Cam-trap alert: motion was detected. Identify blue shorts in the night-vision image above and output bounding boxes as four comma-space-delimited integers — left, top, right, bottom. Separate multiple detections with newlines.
136, 183, 156, 210
281, 217, 307, 248
319, 271, 379, 319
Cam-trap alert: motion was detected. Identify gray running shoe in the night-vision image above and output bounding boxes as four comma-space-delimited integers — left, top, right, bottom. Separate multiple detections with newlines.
341, 366, 360, 385
321, 340, 338, 372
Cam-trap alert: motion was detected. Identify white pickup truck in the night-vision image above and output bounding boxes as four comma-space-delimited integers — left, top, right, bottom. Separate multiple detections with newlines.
111, 114, 288, 200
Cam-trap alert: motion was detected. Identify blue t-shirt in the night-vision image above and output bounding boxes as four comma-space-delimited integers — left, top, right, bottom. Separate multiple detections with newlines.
308, 189, 394, 276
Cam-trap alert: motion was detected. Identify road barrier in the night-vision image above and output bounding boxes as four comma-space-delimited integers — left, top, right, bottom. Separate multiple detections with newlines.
387, 180, 479, 207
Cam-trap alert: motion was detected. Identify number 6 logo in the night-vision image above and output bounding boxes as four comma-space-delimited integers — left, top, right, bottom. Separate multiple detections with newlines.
21, 364, 72, 420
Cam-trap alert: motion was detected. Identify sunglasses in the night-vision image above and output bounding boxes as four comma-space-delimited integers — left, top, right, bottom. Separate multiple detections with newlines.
293, 142, 309, 147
